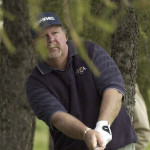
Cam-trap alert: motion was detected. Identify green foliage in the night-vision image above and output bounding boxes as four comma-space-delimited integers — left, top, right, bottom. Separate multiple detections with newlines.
68, 0, 117, 34
33, 118, 49, 150
34, 37, 49, 60
0, 0, 2, 20
0, 0, 131, 76
145, 141, 150, 150
0, 28, 16, 53
27, 0, 42, 19
0, 4, 16, 53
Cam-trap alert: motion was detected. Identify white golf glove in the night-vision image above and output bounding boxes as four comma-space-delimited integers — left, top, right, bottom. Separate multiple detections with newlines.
94, 120, 112, 147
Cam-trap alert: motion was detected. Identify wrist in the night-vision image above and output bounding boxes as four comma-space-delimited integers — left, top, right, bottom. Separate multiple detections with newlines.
96, 120, 109, 127
83, 127, 91, 140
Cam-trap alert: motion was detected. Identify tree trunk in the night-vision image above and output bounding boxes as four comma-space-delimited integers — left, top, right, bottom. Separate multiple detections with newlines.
0, 0, 36, 149
111, 0, 139, 122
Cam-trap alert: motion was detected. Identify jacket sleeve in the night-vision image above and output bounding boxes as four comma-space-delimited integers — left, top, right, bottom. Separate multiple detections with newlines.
26, 76, 67, 129
92, 44, 125, 97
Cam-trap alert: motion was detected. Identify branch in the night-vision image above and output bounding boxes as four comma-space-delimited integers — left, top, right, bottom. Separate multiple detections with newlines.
62, 0, 100, 77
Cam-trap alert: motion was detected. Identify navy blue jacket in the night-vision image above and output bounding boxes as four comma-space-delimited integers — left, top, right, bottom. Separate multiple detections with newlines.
26, 41, 137, 150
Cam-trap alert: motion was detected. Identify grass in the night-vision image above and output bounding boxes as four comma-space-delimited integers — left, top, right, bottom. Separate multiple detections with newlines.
145, 142, 150, 150
33, 118, 49, 150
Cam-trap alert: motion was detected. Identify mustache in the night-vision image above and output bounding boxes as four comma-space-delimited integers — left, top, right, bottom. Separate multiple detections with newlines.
48, 43, 60, 49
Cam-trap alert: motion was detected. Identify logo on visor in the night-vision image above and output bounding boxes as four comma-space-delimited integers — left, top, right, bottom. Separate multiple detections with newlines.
36, 17, 55, 26
76, 66, 87, 75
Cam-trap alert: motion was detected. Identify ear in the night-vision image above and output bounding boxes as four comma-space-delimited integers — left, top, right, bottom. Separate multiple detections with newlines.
63, 31, 68, 41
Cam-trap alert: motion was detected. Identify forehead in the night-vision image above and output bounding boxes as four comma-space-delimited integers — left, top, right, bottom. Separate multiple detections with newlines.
35, 25, 64, 39
42, 25, 62, 32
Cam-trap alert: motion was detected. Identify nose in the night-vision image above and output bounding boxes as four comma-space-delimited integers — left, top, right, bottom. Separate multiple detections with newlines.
47, 33, 55, 43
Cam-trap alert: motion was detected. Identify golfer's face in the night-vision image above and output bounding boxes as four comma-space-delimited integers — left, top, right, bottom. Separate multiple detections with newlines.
37, 25, 68, 59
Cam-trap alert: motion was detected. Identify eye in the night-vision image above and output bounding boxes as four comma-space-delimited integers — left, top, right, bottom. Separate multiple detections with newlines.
52, 32, 58, 35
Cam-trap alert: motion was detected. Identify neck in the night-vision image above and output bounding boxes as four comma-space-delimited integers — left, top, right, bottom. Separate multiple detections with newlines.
46, 57, 68, 71
46, 51, 68, 71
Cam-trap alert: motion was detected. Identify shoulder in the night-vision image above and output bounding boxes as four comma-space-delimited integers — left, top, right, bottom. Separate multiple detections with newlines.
84, 41, 108, 58
27, 65, 44, 80
26, 65, 45, 88
84, 41, 98, 58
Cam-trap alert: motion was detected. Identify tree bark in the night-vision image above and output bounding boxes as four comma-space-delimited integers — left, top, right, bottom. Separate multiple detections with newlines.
111, 0, 139, 122
0, 0, 36, 149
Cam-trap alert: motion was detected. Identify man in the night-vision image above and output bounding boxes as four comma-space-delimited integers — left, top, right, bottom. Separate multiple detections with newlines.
26, 12, 137, 150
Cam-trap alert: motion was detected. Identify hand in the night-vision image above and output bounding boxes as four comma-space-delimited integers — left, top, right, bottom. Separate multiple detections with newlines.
94, 121, 112, 147
83, 128, 105, 150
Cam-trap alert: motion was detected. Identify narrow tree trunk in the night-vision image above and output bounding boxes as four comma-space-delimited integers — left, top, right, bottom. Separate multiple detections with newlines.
0, 0, 36, 149
111, 1, 139, 122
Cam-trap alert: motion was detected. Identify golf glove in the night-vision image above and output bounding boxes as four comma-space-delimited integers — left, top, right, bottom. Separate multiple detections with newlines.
94, 120, 112, 147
